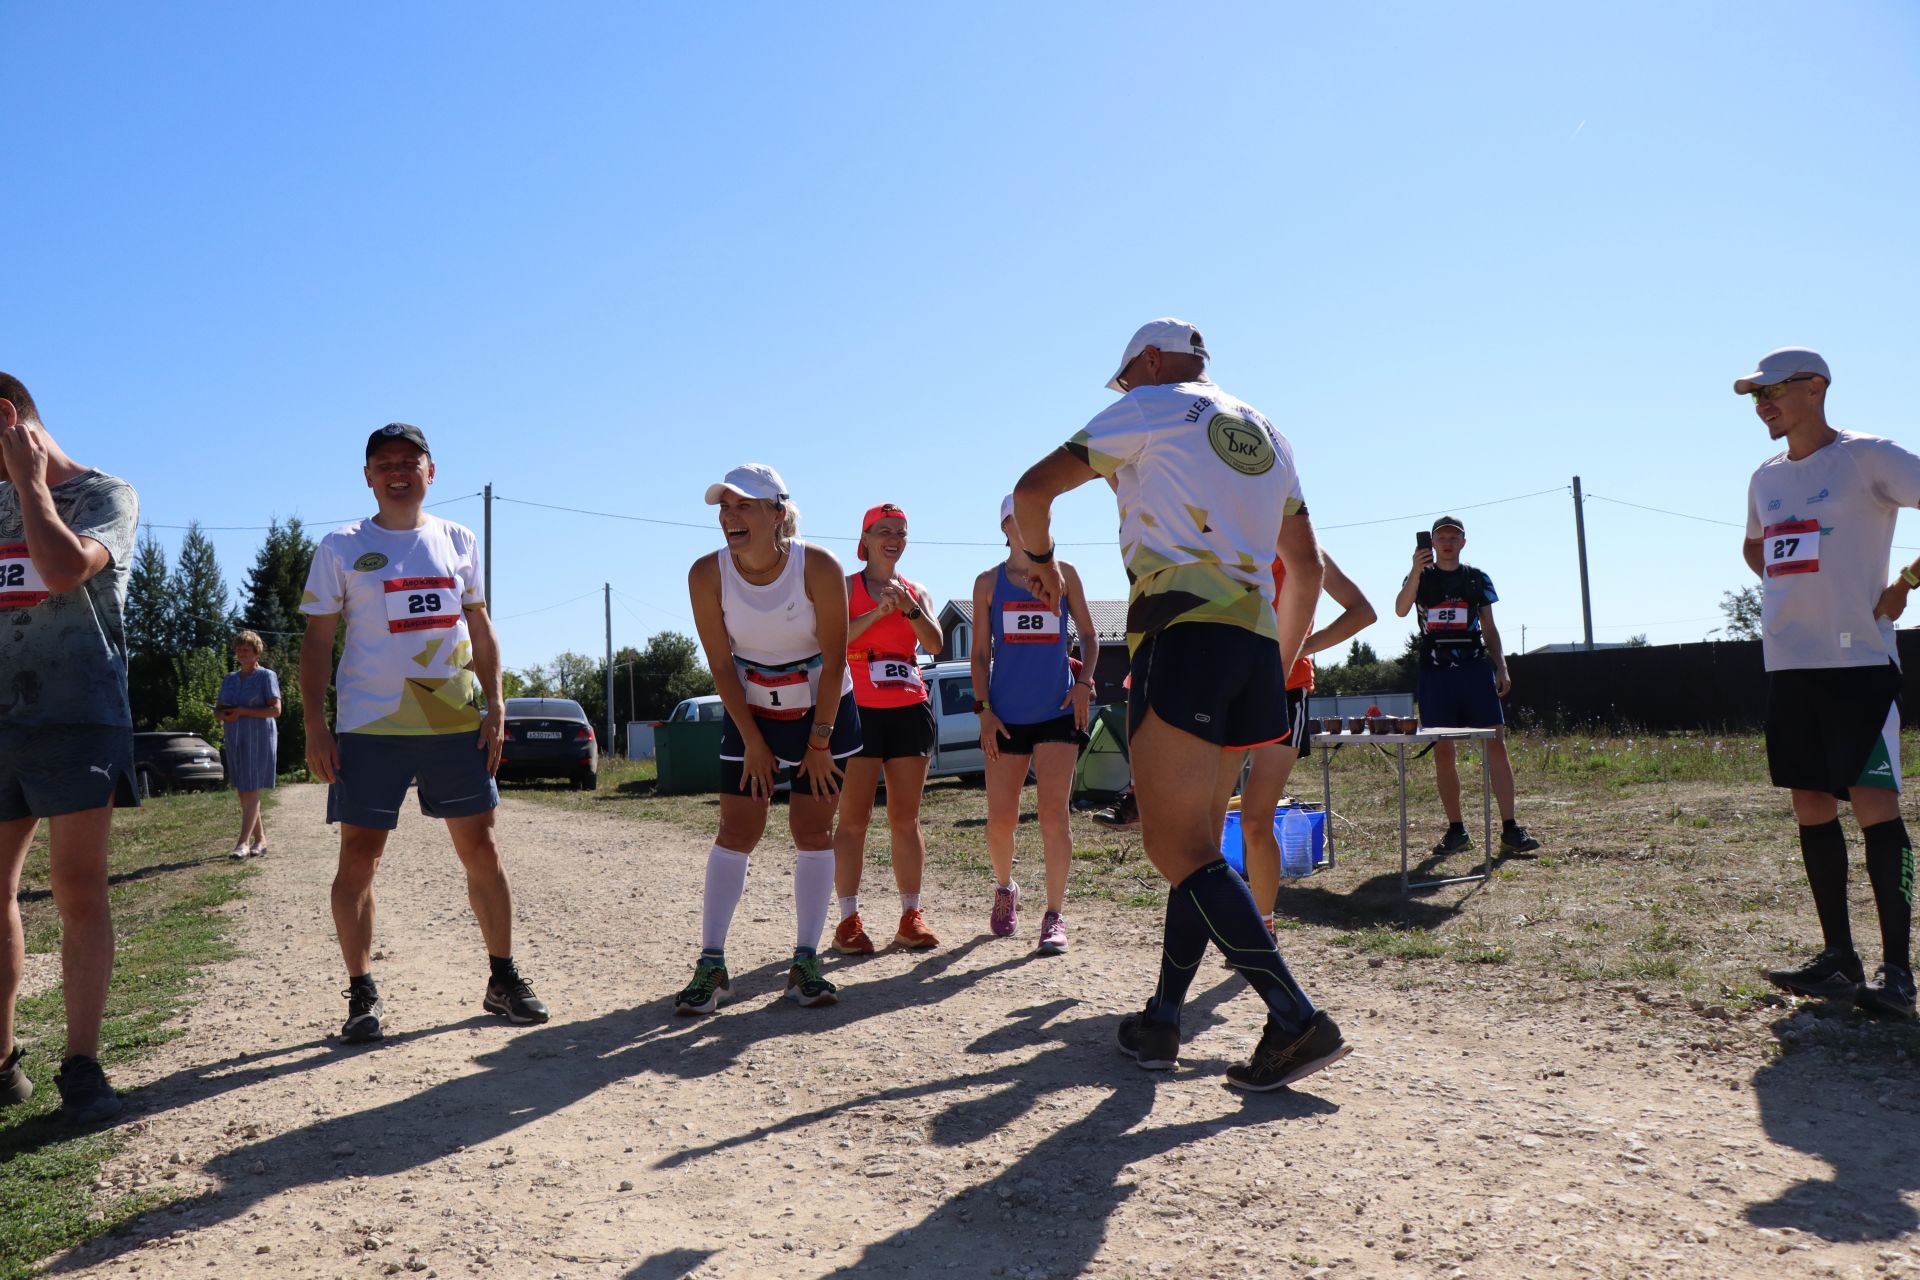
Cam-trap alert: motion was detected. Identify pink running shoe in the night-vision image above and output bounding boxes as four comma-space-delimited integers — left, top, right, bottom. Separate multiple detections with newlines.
990, 884, 1019, 938
1038, 910, 1067, 956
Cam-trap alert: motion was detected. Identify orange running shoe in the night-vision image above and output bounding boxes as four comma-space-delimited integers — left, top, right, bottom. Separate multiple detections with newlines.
894, 908, 940, 949
833, 913, 876, 955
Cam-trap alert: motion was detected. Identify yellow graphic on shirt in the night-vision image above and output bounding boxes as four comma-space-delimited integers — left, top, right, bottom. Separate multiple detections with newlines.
413, 637, 445, 669
354, 672, 484, 735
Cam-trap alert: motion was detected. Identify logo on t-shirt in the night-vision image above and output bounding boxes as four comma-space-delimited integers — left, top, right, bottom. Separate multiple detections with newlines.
1207, 414, 1275, 476
353, 552, 389, 572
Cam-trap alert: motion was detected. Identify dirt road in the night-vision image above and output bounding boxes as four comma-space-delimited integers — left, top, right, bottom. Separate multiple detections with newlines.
47, 784, 1920, 1279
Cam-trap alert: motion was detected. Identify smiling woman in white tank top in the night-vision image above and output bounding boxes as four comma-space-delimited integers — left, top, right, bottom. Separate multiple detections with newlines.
673, 463, 860, 1016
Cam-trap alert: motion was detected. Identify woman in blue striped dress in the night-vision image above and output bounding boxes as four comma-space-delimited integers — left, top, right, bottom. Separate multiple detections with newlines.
218, 630, 281, 859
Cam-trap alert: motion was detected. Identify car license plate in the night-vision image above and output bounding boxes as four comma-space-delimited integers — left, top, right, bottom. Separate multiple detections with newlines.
528, 731, 563, 740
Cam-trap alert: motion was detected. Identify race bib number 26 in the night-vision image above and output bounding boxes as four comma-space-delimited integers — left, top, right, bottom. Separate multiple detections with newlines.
0, 543, 50, 609
1763, 519, 1821, 578
384, 576, 462, 633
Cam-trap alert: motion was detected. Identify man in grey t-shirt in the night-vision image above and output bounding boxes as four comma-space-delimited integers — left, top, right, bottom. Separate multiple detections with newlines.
1740, 348, 1920, 1022
0, 372, 139, 1122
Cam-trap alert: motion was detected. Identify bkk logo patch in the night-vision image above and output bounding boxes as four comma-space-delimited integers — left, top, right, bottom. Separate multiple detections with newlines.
353, 552, 390, 572
1207, 414, 1275, 476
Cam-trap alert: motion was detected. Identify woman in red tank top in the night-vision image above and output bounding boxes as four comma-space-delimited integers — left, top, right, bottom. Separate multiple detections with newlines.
831, 504, 945, 955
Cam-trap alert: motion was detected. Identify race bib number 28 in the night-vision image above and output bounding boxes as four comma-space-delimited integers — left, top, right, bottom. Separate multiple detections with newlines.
1763, 519, 1821, 578
0, 543, 50, 609
1002, 601, 1062, 644
384, 576, 463, 633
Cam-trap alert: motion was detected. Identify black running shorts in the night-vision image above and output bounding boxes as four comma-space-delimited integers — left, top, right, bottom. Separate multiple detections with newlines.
1282, 686, 1311, 759
1128, 623, 1288, 750
855, 701, 935, 760
989, 711, 1087, 756
1765, 662, 1902, 799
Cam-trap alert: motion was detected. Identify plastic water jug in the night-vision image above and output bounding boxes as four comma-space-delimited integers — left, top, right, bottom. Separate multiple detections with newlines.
1280, 807, 1313, 879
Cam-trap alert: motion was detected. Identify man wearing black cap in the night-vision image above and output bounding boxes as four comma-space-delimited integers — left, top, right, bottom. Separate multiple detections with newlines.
1739, 347, 1920, 1020
299, 423, 548, 1043
1394, 515, 1541, 857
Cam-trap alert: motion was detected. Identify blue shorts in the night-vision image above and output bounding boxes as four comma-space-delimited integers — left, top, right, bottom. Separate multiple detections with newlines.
1416, 662, 1504, 729
0, 725, 138, 823
326, 730, 500, 830
719, 691, 862, 798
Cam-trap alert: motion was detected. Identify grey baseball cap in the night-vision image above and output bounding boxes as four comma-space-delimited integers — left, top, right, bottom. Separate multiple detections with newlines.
1733, 348, 1831, 395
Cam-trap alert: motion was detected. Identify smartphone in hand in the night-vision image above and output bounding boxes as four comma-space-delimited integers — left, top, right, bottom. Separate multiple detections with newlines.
1415, 530, 1433, 551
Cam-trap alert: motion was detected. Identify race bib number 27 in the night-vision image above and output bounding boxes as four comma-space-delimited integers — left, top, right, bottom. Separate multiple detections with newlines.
1763, 520, 1821, 578
0, 543, 50, 608
384, 576, 462, 633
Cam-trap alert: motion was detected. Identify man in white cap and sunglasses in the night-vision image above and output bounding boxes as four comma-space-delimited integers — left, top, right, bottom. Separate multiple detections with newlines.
1741, 348, 1920, 1020
1011, 318, 1350, 1090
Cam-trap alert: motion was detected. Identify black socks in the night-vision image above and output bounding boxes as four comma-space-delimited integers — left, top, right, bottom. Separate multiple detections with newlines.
488, 955, 518, 984
1147, 860, 1315, 1033
1797, 819, 1853, 956
1862, 819, 1914, 972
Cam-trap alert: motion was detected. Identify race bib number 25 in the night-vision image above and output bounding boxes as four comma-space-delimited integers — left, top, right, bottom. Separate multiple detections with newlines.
1425, 599, 1472, 632
384, 576, 462, 633
0, 543, 50, 609
1763, 519, 1821, 578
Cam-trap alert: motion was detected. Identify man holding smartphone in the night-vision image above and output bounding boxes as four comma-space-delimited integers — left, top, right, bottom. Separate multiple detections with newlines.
1394, 516, 1542, 857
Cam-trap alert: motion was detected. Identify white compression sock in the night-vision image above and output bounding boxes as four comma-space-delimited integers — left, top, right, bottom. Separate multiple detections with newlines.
702, 846, 751, 953
839, 894, 860, 921
900, 892, 921, 911
794, 849, 836, 953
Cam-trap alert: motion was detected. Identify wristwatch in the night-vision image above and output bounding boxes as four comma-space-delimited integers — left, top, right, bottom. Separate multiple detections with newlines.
1025, 544, 1056, 565
973, 698, 990, 714
905, 605, 923, 620
1901, 566, 1920, 590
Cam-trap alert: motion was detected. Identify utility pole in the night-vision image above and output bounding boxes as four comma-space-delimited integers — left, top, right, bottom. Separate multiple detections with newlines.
604, 583, 615, 751
483, 483, 493, 611
1571, 476, 1594, 651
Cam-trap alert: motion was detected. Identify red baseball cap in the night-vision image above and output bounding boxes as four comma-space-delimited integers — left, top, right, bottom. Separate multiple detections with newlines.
858, 503, 908, 561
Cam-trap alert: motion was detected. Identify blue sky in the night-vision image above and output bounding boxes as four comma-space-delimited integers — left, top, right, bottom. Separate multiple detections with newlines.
7, 2, 1918, 670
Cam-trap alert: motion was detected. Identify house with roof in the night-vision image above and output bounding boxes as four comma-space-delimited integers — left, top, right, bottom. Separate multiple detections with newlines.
932, 598, 1131, 705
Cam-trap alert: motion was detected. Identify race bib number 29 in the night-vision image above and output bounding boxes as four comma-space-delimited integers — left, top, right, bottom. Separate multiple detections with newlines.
0, 543, 50, 609
1763, 519, 1821, 578
384, 576, 462, 633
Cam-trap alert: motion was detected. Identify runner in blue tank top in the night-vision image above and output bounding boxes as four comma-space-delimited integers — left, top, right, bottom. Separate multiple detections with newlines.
970, 495, 1099, 955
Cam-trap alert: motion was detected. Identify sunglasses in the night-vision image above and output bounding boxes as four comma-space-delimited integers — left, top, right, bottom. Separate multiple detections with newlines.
1750, 375, 1818, 404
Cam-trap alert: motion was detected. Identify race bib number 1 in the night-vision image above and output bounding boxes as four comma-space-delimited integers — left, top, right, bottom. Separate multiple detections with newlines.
742, 666, 815, 720
1002, 601, 1062, 644
384, 576, 462, 633
1763, 519, 1821, 578
0, 543, 50, 608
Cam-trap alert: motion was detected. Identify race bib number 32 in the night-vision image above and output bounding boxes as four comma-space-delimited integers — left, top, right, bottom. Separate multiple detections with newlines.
384, 576, 462, 633
1763, 519, 1821, 578
1002, 601, 1062, 644
0, 543, 50, 608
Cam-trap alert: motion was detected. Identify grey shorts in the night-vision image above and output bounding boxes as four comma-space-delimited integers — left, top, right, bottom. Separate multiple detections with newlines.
326, 730, 499, 830
0, 724, 138, 823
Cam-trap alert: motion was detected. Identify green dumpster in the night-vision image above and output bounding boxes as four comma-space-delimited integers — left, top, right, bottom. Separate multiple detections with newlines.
655, 720, 725, 794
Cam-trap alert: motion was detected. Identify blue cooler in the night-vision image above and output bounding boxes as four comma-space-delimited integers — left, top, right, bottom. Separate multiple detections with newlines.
1221, 805, 1328, 876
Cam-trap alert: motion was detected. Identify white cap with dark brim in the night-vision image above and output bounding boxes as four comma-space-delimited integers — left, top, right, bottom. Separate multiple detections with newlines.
1106, 318, 1209, 392
704, 463, 789, 505
1734, 347, 1831, 395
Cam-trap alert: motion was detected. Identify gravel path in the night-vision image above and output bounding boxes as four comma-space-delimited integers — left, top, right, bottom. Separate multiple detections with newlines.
44, 783, 1920, 1279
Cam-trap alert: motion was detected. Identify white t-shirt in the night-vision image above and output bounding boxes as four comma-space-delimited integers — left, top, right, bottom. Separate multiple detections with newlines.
1745, 431, 1920, 671
300, 515, 487, 734
1065, 380, 1306, 654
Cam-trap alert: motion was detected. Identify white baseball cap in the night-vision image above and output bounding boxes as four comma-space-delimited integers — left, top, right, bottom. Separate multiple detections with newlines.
1106, 318, 1209, 392
999, 494, 1016, 524
1733, 348, 1831, 395
704, 463, 789, 505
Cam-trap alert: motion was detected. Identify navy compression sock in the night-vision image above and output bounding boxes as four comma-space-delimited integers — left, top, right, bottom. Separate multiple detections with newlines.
1170, 860, 1316, 1033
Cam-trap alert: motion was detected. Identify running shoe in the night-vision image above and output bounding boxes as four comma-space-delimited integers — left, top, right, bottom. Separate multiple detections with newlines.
673, 958, 733, 1016
1116, 1012, 1180, 1071
1225, 1011, 1351, 1093
1855, 965, 1918, 1022
1091, 793, 1139, 828
340, 981, 385, 1044
1500, 824, 1543, 854
833, 913, 876, 955
1430, 828, 1473, 857
483, 967, 551, 1024
53, 1055, 122, 1123
250, 843, 269, 858
784, 952, 839, 1007
228, 844, 251, 861
990, 884, 1019, 938
1764, 947, 1865, 999
894, 909, 939, 950
1, 1045, 31, 1107
1037, 911, 1067, 956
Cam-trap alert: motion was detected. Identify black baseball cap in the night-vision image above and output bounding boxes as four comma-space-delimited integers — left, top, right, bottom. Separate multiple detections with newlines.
365, 422, 430, 458
1431, 515, 1464, 534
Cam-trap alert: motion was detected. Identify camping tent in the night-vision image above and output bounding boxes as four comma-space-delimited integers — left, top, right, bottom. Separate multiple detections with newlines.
1071, 703, 1131, 808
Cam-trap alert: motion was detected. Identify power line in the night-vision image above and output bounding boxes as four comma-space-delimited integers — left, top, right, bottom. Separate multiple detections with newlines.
1317, 485, 1569, 531
146, 491, 482, 532
494, 588, 602, 621
1584, 493, 1742, 529
492, 493, 1104, 547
